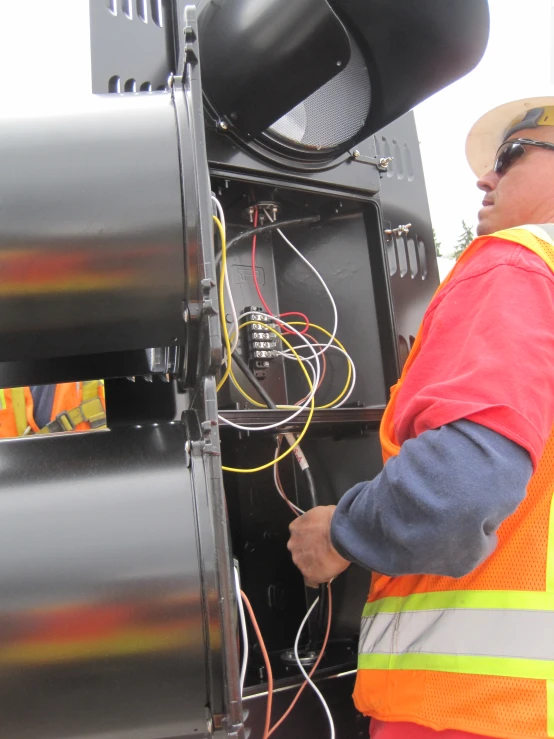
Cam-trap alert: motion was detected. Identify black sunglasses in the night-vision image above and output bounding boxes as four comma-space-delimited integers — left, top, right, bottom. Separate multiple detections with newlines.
494, 137, 554, 174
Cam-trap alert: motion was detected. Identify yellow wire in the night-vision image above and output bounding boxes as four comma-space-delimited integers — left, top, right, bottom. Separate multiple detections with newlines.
228, 322, 352, 410
214, 215, 232, 392
221, 320, 315, 474
291, 323, 352, 410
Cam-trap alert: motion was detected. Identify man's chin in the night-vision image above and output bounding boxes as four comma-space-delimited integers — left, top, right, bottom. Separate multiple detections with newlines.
476, 221, 490, 236
476, 216, 495, 236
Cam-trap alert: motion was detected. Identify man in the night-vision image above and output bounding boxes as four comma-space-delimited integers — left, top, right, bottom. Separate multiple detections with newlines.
287, 96, 554, 739
0, 381, 106, 437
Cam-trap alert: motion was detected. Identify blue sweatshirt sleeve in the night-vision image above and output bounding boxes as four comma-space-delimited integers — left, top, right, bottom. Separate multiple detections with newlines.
330, 419, 533, 578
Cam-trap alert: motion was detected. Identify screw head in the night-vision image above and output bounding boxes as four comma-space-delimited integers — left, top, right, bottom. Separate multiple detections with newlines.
353, 149, 361, 158
218, 119, 229, 131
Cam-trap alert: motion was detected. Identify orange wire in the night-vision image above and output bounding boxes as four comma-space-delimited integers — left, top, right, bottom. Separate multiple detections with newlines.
274, 436, 302, 517
241, 589, 274, 739
267, 582, 333, 736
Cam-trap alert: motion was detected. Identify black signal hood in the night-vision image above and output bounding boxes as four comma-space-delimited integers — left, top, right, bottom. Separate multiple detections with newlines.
198, 0, 490, 143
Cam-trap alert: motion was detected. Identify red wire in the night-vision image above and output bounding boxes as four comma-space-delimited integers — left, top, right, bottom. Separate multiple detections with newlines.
250, 207, 310, 334
251, 208, 273, 315
241, 589, 274, 739
267, 582, 333, 736
279, 312, 310, 335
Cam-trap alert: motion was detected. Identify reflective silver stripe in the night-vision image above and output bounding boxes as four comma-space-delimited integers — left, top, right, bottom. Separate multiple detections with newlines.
360, 609, 554, 661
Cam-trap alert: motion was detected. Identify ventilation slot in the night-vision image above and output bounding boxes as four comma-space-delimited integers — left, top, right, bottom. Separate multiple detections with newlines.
107, 0, 117, 14
385, 233, 397, 277
404, 143, 415, 182
108, 75, 121, 93
124, 78, 137, 92
417, 238, 428, 279
407, 237, 418, 278
379, 136, 394, 178
392, 140, 404, 180
140, 81, 153, 92
395, 235, 408, 278
122, 0, 132, 18
150, 0, 162, 27
136, 0, 147, 22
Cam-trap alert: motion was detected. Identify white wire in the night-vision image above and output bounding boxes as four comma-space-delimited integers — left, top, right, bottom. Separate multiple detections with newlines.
264, 208, 338, 359
233, 565, 249, 697
212, 195, 240, 354
294, 596, 336, 739
218, 312, 321, 432
273, 441, 306, 516
279, 343, 357, 409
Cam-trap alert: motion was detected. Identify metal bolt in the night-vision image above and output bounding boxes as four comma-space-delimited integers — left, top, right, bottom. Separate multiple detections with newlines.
380, 156, 393, 169
336, 60, 343, 67
167, 73, 174, 89
183, 306, 190, 323
353, 149, 361, 158
185, 440, 191, 454
218, 119, 228, 131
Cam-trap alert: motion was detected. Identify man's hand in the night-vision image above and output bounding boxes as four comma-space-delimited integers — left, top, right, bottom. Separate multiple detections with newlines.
287, 505, 350, 587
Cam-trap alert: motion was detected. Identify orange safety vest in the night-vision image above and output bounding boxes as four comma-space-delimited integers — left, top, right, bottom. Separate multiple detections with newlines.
0, 381, 106, 438
354, 225, 554, 739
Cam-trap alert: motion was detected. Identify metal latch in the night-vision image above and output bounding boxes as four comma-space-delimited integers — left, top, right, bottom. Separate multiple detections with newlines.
350, 149, 393, 172
384, 223, 412, 237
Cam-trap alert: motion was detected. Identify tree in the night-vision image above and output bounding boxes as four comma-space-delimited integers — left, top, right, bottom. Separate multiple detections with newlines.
454, 220, 475, 259
433, 229, 442, 257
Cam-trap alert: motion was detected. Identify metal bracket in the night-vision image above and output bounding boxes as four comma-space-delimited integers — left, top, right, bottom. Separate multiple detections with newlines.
189, 418, 221, 458
349, 149, 393, 172
201, 277, 217, 317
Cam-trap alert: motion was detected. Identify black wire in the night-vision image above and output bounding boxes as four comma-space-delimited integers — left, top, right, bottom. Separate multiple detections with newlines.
231, 312, 326, 644
215, 215, 320, 269
231, 352, 318, 509
231, 351, 276, 410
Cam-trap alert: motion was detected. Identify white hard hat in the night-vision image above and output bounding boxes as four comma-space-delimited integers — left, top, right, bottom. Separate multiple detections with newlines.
466, 96, 554, 177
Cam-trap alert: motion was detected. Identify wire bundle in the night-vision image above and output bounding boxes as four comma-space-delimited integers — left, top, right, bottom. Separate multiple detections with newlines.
213, 202, 357, 469
213, 197, 347, 738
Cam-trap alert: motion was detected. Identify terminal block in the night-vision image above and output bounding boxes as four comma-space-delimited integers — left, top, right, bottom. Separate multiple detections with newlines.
242, 306, 279, 379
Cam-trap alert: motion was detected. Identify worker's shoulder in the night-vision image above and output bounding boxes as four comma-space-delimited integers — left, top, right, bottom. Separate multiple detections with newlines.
454, 236, 554, 285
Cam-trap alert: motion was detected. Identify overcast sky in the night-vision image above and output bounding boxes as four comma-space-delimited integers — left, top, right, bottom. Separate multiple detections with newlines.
415, 0, 554, 254
0, 0, 552, 257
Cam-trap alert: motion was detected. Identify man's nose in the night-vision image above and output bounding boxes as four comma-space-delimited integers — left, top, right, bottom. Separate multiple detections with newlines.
477, 169, 500, 193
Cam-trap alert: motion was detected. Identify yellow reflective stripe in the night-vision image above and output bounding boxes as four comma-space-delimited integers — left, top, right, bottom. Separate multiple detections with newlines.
82, 380, 101, 402
358, 652, 554, 681
0, 389, 5, 410
547, 495, 554, 594
363, 590, 554, 616
10, 387, 28, 436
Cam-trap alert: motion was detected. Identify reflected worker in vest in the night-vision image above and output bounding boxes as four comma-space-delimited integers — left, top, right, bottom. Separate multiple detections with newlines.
287, 96, 554, 739
0, 381, 106, 438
